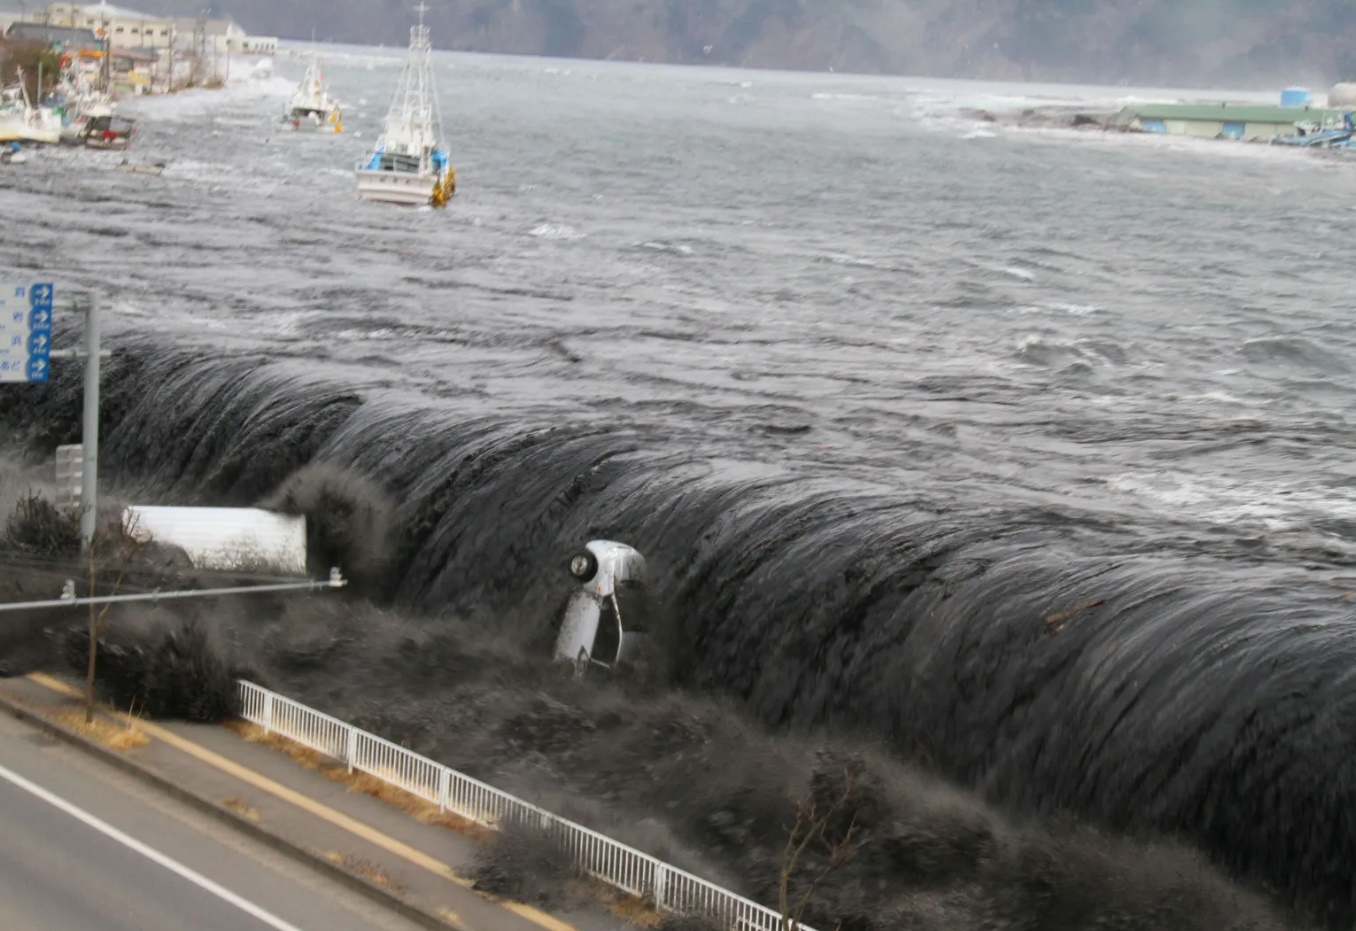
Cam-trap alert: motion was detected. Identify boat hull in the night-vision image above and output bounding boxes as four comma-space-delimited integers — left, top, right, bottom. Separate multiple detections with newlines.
0, 130, 59, 144
282, 108, 342, 133
355, 168, 437, 206
0, 114, 60, 145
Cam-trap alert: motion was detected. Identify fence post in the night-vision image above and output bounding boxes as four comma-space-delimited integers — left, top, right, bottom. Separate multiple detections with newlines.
654, 864, 668, 911
438, 767, 449, 812
346, 726, 358, 773
262, 692, 273, 735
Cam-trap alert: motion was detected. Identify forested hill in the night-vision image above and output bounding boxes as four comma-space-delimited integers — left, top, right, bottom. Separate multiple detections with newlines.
151, 0, 1355, 88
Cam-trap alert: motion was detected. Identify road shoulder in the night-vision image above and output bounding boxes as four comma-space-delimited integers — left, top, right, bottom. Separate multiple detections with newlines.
0, 673, 638, 931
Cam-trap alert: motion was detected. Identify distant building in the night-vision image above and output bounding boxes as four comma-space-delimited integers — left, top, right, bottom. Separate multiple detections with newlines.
4, 0, 274, 91
41, 1, 173, 48
170, 15, 276, 56
108, 44, 154, 93
29, 3, 275, 55
234, 32, 275, 54
1111, 103, 1352, 142
4, 21, 99, 49
0, 7, 23, 34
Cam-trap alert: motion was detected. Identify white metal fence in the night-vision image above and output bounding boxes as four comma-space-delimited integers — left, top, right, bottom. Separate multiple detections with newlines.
237, 680, 813, 931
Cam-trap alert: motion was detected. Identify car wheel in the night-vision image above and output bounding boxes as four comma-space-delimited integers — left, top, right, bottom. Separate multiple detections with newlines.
568, 549, 598, 582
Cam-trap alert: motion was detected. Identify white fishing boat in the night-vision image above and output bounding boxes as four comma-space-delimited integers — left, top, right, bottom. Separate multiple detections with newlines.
60, 103, 135, 149
281, 47, 343, 133
0, 91, 28, 142
50, 62, 112, 129
0, 74, 62, 145
354, 2, 456, 207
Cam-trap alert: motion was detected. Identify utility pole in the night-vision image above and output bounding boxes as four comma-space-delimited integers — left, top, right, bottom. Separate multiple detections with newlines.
79, 295, 99, 551
99, 15, 110, 95
192, 10, 205, 86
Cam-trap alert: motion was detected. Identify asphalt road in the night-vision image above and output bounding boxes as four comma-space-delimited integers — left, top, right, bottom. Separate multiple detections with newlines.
0, 711, 427, 931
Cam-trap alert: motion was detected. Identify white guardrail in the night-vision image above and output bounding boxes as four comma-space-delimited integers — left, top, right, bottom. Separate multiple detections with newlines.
237, 681, 814, 931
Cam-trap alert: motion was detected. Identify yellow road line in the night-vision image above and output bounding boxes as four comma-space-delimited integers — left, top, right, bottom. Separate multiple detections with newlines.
24, 672, 578, 931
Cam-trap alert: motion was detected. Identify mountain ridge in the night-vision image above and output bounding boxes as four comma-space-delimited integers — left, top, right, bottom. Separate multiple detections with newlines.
138, 0, 1355, 90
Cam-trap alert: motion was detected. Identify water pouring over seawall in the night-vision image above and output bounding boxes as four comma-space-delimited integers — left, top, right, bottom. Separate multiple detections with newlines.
1, 337, 1353, 927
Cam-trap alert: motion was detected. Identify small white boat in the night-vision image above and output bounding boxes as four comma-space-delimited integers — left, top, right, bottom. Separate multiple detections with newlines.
0, 75, 62, 145
281, 48, 343, 133
354, 2, 455, 207
60, 103, 135, 149
1, 142, 27, 164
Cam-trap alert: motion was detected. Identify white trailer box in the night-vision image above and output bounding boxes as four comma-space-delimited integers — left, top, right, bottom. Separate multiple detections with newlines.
122, 506, 307, 575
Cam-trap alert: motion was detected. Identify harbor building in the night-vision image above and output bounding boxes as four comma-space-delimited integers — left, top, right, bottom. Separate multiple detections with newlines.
1111, 103, 1352, 141
1112, 87, 1355, 142
30, 2, 274, 55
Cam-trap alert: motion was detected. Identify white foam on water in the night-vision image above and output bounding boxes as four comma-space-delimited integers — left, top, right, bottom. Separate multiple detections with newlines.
530, 223, 585, 240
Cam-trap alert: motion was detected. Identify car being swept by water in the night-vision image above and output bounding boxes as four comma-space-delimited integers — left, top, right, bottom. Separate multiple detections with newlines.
554, 540, 653, 677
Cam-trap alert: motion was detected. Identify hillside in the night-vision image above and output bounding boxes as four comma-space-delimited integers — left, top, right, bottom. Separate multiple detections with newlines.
144, 0, 1356, 88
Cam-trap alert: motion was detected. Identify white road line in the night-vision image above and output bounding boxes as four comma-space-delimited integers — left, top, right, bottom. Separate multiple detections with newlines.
0, 760, 308, 931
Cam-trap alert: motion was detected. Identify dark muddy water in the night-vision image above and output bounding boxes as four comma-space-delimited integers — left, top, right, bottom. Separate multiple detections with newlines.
2, 47, 1355, 928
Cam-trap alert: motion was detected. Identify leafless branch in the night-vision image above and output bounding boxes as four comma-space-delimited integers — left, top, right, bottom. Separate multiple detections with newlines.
778, 766, 859, 931
83, 513, 149, 723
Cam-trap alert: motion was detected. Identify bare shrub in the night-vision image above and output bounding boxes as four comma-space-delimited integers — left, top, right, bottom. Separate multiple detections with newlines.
5, 491, 79, 556
469, 815, 581, 910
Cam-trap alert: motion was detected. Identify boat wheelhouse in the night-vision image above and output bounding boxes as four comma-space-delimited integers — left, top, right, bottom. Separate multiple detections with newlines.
354, 2, 455, 207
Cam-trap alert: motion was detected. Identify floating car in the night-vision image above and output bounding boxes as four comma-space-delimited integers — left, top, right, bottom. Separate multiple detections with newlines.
554, 540, 652, 677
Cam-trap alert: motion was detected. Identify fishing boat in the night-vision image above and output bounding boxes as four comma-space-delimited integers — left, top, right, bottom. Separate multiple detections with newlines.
281, 47, 343, 133
48, 58, 112, 129
0, 73, 62, 145
59, 103, 135, 149
354, 2, 456, 207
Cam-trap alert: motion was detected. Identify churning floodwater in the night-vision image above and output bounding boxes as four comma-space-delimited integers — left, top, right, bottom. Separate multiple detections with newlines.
3, 46, 1356, 929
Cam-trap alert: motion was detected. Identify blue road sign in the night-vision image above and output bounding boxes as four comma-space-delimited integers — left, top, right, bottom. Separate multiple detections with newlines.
0, 282, 54, 383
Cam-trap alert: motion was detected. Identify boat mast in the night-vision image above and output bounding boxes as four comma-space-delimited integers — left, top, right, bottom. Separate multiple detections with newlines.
382, 2, 441, 154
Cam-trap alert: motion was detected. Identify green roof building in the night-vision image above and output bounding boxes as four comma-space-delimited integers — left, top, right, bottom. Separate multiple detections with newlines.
1111, 102, 1353, 142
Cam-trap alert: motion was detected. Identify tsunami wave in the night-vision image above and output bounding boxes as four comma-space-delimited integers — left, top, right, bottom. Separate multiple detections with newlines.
0, 333, 1351, 930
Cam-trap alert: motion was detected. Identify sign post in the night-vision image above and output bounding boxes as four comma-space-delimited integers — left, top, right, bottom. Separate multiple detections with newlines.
1, 282, 102, 552
0, 281, 54, 384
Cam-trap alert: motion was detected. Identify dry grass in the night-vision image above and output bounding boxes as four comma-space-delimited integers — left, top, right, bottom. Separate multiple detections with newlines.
323, 850, 403, 890
222, 797, 260, 821
224, 719, 338, 772
224, 719, 493, 840
49, 706, 149, 752
581, 881, 664, 927
344, 770, 496, 839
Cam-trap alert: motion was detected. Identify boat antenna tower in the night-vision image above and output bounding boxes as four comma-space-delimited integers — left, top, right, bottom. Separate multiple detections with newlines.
383, 1, 443, 148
